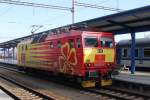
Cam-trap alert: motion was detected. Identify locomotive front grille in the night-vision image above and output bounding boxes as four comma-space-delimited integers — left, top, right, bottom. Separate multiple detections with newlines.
87, 71, 98, 78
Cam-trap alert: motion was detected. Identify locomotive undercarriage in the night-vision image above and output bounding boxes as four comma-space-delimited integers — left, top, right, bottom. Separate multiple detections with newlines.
18, 66, 112, 88
80, 71, 113, 88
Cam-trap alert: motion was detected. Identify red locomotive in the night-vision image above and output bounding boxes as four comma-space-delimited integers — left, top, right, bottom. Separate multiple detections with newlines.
17, 29, 116, 87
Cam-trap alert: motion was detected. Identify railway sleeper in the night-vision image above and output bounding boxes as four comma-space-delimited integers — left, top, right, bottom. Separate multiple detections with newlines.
0, 78, 43, 100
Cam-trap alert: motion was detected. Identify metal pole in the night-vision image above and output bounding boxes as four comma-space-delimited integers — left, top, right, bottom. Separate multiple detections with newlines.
8, 48, 9, 58
12, 47, 15, 60
4, 48, 5, 59
131, 32, 136, 74
117, 48, 121, 64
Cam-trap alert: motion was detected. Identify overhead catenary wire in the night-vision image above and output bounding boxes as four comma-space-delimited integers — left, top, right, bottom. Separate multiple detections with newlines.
0, 0, 123, 12
98, 0, 111, 4
0, 0, 123, 26
75, 2, 123, 12
0, 0, 72, 11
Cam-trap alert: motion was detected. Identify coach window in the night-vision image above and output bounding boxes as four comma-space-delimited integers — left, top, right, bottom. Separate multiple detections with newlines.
57, 41, 62, 48
135, 49, 139, 57
69, 39, 74, 48
122, 48, 127, 57
144, 48, 150, 57
50, 41, 54, 48
77, 38, 81, 48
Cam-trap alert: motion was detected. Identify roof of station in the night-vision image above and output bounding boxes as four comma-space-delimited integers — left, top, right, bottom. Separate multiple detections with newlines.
117, 38, 150, 47
0, 5, 150, 48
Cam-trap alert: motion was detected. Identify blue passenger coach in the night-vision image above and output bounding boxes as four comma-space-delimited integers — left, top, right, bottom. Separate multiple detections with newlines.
116, 38, 150, 71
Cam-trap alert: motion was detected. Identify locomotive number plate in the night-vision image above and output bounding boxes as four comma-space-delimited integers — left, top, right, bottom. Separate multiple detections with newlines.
97, 49, 103, 53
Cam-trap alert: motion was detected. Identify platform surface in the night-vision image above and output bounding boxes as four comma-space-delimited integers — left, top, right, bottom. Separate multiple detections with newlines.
113, 71, 150, 85
0, 59, 17, 65
0, 89, 13, 100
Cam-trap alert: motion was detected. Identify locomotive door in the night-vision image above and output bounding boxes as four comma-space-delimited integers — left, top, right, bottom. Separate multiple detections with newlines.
75, 36, 84, 75
95, 35, 105, 67
68, 38, 76, 74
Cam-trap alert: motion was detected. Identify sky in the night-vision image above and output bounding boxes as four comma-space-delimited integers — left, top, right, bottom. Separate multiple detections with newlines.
0, 0, 149, 43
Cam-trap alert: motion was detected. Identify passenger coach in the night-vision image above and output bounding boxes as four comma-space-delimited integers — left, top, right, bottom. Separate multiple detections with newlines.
117, 38, 150, 71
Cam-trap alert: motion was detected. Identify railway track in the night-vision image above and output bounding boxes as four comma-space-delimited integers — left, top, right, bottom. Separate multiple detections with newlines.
84, 88, 150, 100
0, 63, 150, 100
0, 65, 69, 100
0, 73, 55, 100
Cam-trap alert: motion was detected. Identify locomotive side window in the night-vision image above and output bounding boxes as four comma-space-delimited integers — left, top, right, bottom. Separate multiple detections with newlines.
122, 48, 128, 57
57, 41, 62, 48
100, 37, 113, 48
144, 48, 150, 57
84, 36, 98, 47
50, 41, 54, 48
77, 38, 81, 48
69, 39, 74, 48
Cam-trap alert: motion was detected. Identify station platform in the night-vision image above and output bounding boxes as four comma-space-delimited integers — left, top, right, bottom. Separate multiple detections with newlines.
0, 89, 13, 100
113, 71, 150, 86
0, 59, 17, 65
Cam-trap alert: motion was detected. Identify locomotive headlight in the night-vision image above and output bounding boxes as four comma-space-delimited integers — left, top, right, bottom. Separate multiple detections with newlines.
85, 63, 91, 67
87, 63, 91, 67
85, 63, 93, 68
107, 63, 111, 67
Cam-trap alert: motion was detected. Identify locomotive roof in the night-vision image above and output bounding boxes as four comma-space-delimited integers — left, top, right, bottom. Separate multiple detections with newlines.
116, 37, 150, 47
0, 5, 150, 48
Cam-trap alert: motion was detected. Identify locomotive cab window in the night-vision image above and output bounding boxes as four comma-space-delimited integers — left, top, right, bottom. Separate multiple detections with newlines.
84, 36, 98, 47
69, 39, 74, 48
100, 37, 113, 48
122, 48, 128, 57
144, 48, 150, 57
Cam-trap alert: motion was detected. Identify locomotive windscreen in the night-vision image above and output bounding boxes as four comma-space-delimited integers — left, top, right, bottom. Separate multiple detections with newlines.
84, 36, 98, 47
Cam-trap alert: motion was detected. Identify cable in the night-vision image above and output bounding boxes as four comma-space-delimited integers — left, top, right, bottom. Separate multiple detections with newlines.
99, 0, 111, 4
0, 5, 13, 16
75, 2, 123, 12
0, 0, 71, 11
